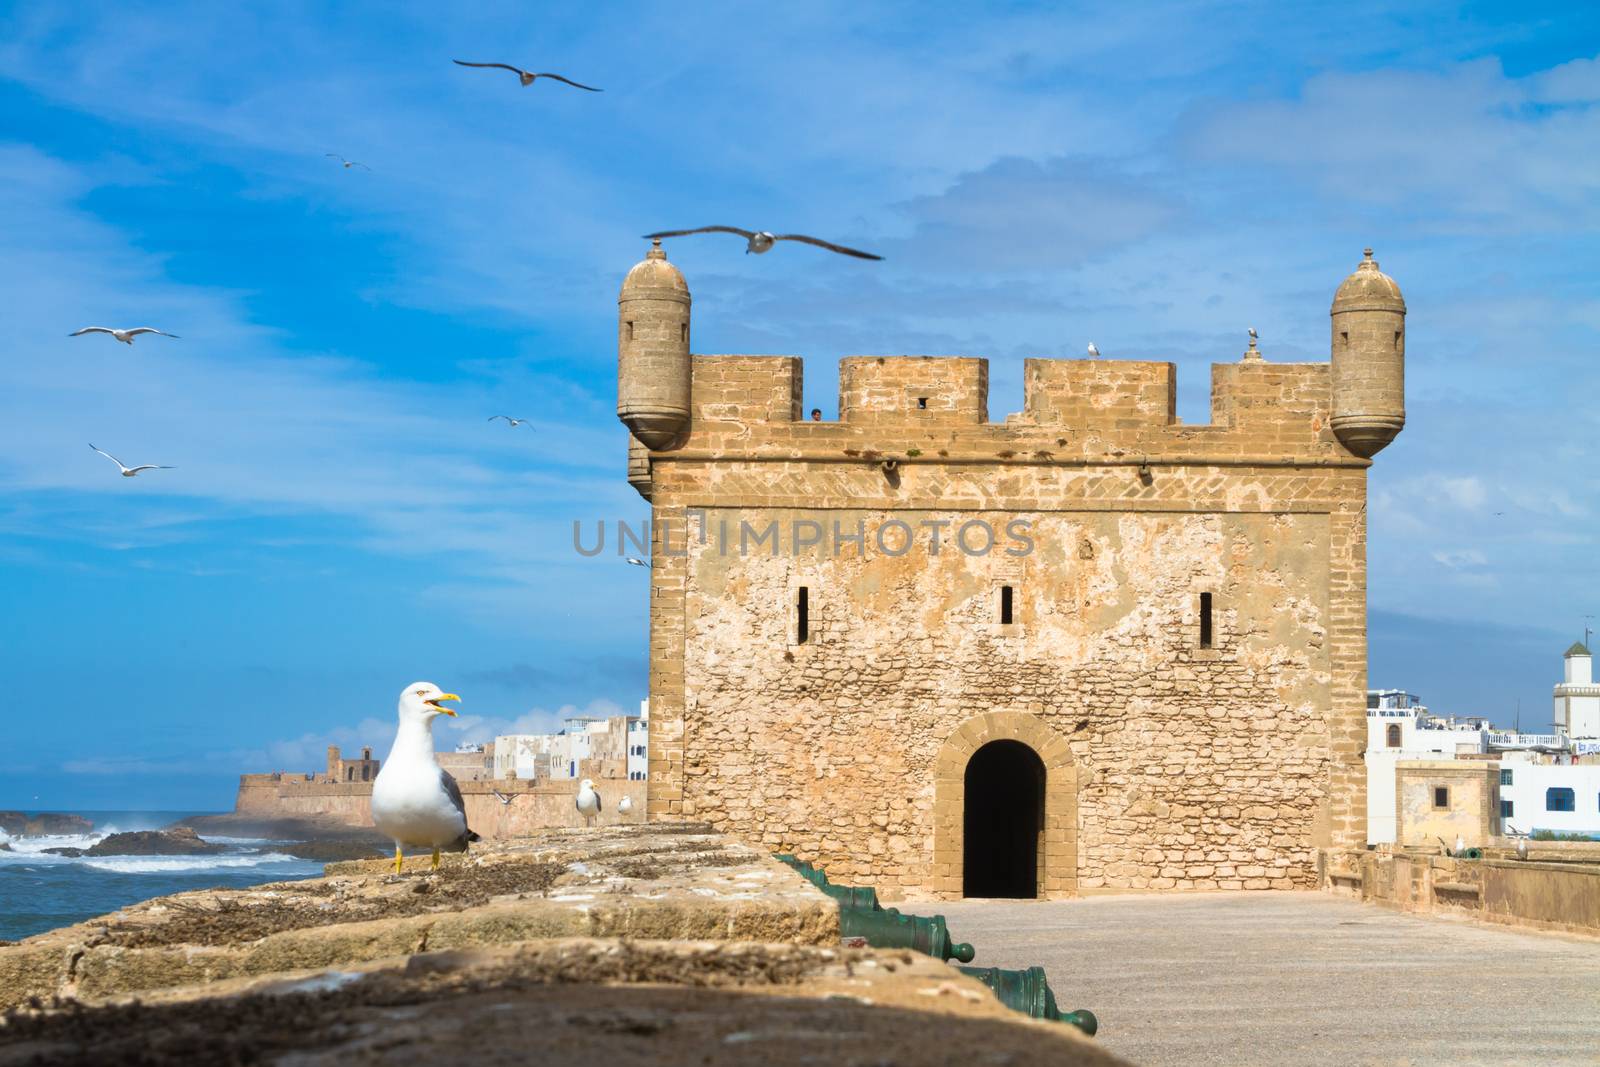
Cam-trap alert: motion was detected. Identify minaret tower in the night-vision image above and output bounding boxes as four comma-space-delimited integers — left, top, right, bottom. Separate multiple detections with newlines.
1330, 248, 1406, 457
617, 240, 691, 450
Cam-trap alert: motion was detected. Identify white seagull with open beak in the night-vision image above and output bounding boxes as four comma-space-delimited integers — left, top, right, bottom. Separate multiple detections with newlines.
371, 682, 479, 873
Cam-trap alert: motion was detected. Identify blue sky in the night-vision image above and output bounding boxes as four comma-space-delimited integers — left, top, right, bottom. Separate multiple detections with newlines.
1, 2, 1596, 809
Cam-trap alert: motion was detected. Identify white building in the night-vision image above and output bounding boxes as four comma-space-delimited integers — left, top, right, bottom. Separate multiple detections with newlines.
627, 699, 649, 781
1555, 642, 1600, 740
1498, 761, 1600, 838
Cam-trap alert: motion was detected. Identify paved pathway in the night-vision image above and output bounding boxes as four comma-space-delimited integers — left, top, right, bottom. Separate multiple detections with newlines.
937, 892, 1600, 1067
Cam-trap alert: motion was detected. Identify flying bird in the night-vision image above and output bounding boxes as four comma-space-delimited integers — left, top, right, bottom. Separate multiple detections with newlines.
325, 154, 370, 170
452, 60, 601, 91
70, 327, 178, 345
371, 682, 480, 873
1086, 342, 1100, 359
89, 444, 173, 478
642, 227, 883, 261
576, 777, 601, 828
487, 415, 530, 427
491, 788, 520, 806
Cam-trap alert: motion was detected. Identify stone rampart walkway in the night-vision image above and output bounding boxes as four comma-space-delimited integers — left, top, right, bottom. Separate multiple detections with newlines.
939, 891, 1600, 1067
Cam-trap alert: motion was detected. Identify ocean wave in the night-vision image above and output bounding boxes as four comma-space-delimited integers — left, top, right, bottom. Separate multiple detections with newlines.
195, 835, 289, 847
80, 852, 318, 874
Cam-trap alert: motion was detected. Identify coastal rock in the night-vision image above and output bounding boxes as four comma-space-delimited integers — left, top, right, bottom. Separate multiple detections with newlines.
44, 827, 225, 859
274, 840, 389, 863
0, 812, 94, 837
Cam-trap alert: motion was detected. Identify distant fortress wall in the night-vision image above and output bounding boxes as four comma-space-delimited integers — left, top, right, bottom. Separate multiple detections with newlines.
232, 749, 645, 839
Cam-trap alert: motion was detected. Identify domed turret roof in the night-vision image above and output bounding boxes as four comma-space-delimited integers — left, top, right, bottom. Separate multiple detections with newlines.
621, 240, 689, 296
1332, 248, 1405, 313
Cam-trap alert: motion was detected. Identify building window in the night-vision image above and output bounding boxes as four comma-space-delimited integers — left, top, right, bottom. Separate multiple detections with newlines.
625, 320, 634, 340
1547, 787, 1575, 813
917, 396, 928, 409
1000, 585, 1014, 625
1501, 800, 1514, 818
797, 586, 809, 644
1433, 786, 1449, 809
1386, 724, 1401, 748
1500, 769, 1513, 785
1199, 592, 1213, 649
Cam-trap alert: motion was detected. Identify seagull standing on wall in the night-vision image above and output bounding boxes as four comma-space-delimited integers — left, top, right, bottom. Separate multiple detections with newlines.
618, 794, 634, 817
452, 60, 602, 91
642, 226, 883, 261
70, 327, 179, 345
576, 778, 601, 828
371, 682, 480, 873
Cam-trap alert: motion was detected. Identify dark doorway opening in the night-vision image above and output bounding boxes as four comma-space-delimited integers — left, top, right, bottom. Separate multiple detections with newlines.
963, 739, 1045, 898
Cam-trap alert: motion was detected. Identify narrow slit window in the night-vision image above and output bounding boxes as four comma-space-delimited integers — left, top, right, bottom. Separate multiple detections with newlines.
1000, 585, 1014, 625
681, 322, 688, 343
626, 320, 634, 340
917, 396, 928, 409
797, 586, 809, 644
1199, 592, 1213, 649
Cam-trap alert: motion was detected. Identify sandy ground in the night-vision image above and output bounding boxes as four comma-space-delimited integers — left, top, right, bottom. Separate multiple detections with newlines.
940, 891, 1600, 1067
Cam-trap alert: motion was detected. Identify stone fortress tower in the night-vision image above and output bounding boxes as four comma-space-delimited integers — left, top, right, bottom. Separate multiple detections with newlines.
618, 247, 1406, 899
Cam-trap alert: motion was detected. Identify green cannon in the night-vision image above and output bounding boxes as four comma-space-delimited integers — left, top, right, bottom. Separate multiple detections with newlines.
957, 965, 1097, 1036
839, 906, 976, 963
774, 855, 896, 913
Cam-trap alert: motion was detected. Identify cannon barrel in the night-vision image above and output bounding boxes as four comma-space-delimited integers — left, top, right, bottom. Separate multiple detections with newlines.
956, 965, 1097, 1036
839, 907, 976, 963
775, 855, 897, 913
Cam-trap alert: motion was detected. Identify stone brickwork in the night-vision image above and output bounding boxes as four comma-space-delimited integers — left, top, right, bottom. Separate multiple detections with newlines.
619, 249, 1404, 899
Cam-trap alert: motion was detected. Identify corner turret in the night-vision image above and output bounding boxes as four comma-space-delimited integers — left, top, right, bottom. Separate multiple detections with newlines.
618, 241, 691, 450
1330, 247, 1406, 457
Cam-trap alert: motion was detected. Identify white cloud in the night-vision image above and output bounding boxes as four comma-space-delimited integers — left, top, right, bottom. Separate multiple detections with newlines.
1432, 548, 1487, 570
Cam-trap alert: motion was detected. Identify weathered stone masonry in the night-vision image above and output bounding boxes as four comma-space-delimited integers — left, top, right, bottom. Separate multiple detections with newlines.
618, 244, 1406, 899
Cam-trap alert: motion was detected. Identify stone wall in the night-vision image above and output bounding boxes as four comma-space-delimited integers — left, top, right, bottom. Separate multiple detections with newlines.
637, 351, 1373, 899
235, 776, 646, 840
1323, 846, 1600, 937
1395, 761, 1501, 848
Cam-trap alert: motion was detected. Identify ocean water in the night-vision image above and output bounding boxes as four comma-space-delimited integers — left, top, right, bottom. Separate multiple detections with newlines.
0, 811, 323, 942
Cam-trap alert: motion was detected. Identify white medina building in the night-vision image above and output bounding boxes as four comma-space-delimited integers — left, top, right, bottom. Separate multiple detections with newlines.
493, 704, 650, 782
626, 700, 649, 781
1364, 689, 1490, 845
1555, 642, 1600, 740
1497, 761, 1600, 838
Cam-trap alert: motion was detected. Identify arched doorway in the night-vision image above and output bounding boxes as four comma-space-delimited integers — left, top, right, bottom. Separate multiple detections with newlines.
963, 739, 1045, 898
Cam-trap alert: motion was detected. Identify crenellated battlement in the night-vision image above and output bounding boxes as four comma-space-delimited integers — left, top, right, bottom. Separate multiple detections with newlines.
651, 352, 1343, 465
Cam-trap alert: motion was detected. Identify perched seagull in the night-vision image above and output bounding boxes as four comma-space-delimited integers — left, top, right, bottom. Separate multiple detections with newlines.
487, 415, 530, 427
642, 226, 883, 261
452, 60, 602, 91
575, 778, 601, 828
325, 154, 370, 170
1517, 837, 1529, 860
618, 794, 634, 816
1248, 327, 1258, 343
491, 788, 520, 806
1086, 342, 1100, 359
70, 326, 179, 345
371, 682, 479, 873
89, 444, 172, 478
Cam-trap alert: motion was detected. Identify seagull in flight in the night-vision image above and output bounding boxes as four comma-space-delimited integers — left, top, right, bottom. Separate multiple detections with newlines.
642, 227, 883, 261
491, 788, 520, 806
452, 60, 602, 91
70, 327, 179, 345
325, 154, 370, 170
1086, 342, 1100, 359
89, 444, 173, 478
487, 415, 530, 427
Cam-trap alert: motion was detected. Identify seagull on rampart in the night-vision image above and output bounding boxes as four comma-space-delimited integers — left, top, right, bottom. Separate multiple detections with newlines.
371, 682, 480, 873
618, 794, 634, 816
1086, 342, 1100, 359
642, 226, 883, 261
70, 326, 178, 345
576, 778, 601, 828
89, 444, 173, 478
487, 415, 530, 427
452, 60, 602, 91
325, 154, 370, 170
